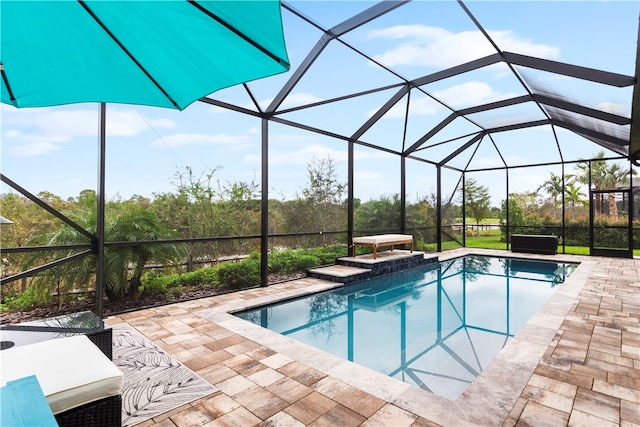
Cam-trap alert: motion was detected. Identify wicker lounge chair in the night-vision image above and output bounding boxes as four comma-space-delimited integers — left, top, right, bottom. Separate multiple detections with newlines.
1, 335, 123, 427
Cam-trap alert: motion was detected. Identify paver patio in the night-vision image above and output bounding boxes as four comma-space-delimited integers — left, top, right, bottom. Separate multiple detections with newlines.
107, 249, 639, 426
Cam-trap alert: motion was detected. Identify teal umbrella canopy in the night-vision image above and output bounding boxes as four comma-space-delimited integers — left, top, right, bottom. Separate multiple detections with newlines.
1, 0, 290, 110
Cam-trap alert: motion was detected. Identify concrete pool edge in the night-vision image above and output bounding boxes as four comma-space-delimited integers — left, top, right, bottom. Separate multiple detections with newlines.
195, 248, 592, 426
449, 249, 594, 425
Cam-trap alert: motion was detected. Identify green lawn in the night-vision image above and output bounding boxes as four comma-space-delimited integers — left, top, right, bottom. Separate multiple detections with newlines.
423, 232, 639, 256
454, 218, 500, 225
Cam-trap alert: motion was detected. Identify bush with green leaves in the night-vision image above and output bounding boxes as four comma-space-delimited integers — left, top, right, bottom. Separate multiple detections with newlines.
140, 274, 173, 295
217, 258, 260, 290
140, 266, 220, 296
307, 244, 347, 264
0, 288, 43, 312
4, 244, 350, 313
177, 270, 202, 287
289, 254, 318, 272
268, 249, 321, 274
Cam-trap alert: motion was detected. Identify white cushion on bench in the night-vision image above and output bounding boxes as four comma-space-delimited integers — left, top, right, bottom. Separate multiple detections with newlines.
0, 334, 123, 414
352, 234, 413, 245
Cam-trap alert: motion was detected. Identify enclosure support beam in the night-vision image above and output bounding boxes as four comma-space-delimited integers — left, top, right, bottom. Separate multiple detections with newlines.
561, 163, 566, 254
352, 85, 409, 141
0, 174, 93, 240
628, 159, 634, 251
400, 155, 406, 234
503, 52, 635, 87
404, 113, 457, 156
534, 94, 631, 125
588, 162, 594, 255
629, 14, 640, 165
436, 166, 442, 252
439, 133, 484, 167
260, 118, 269, 287
505, 169, 510, 251
412, 54, 501, 87
1, 251, 93, 286
348, 140, 355, 254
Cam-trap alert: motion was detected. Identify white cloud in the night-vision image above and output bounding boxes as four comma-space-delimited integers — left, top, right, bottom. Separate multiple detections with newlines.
152, 133, 249, 148
245, 140, 391, 167
2, 106, 175, 156
508, 169, 550, 194
354, 149, 389, 162
368, 25, 560, 68
9, 141, 60, 157
355, 171, 384, 181
471, 156, 507, 169
354, 170, 397, 200
435, 81, 508, 108
105, 110, 174, 137
207, 105, 229, 114
247, 144, 345, 166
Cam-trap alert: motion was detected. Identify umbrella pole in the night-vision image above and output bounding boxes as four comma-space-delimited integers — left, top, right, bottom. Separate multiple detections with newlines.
95, 103, 106, 318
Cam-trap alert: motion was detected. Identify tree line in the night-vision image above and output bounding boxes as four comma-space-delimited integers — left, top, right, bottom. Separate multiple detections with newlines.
0, 156, 440, 305
2, 151, 636, 306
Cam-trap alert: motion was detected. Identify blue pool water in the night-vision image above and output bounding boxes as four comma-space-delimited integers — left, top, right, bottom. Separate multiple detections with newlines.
235, 255, 578, 400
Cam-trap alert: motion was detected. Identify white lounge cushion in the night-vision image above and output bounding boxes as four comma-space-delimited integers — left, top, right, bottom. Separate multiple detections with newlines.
352, 234, 413, 245
0, 334, 123, 414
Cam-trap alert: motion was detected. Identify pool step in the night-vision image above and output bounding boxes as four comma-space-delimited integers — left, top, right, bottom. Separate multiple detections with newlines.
306, 265, 371, 284
306, 251, 439, 284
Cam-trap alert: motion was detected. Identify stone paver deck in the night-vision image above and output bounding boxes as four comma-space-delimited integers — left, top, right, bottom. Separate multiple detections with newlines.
106, 249, 639, 426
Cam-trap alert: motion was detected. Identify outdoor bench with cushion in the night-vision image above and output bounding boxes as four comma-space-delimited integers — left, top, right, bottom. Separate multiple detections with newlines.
352, 234, 414, 259
0, 335, 123, 427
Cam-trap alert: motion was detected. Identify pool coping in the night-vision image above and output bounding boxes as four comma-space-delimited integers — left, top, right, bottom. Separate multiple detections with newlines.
193, 248, 594, 426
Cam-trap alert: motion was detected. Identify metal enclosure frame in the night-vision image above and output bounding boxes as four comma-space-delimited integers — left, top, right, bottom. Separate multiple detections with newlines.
1, 0, 638, 318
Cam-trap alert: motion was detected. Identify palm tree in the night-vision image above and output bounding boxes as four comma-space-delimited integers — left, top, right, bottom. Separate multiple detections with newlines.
23, 207, 187, 305
574, 151, 635, 220
599, 163, 629, 220
537, 172, 572, 220
564, 183, 586, 219
355, 195, 401, 232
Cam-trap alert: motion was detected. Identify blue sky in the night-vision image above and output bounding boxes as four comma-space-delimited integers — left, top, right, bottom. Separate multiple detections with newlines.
2, 1, 638, 207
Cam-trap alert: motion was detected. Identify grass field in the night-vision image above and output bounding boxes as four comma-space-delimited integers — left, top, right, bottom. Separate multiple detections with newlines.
455, 218, 500, 225
423, 229, 638, 256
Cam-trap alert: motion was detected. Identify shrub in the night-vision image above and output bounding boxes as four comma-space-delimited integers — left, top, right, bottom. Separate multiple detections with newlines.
267, 245, 346, 274
308, 244, 346, 264
178, 271, 201, 287
197, 267, 219, 286
268, 249, 298, 274
217, 258, 260, 290
140, 274, 173, 295
272, 250, 320, 274
290, 254, 319, 272
0, 288, 44, 312
141, 265, 220, 295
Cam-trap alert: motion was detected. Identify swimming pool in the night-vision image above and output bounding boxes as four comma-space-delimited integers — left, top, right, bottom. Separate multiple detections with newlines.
235, 255, 578, 400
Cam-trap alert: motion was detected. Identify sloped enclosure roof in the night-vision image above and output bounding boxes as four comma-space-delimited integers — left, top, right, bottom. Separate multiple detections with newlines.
200, 0, 639, 172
